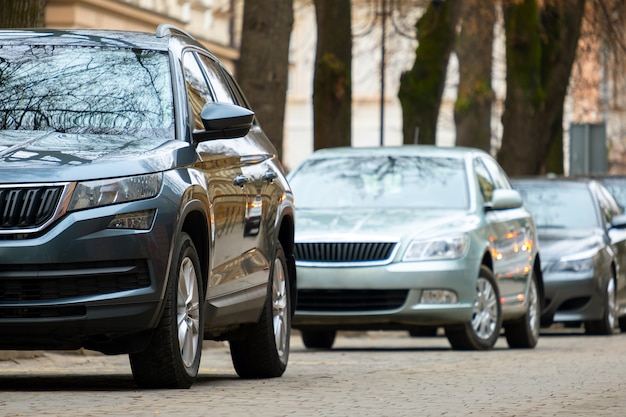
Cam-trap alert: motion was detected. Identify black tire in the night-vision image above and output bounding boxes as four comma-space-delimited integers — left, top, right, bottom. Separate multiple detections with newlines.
585, 277, 617, 335
230, 242, 291, 378
129, 232, 204, 389
445, 265, 502, 351
301, 330, 337, 349
504, 270, 540, 349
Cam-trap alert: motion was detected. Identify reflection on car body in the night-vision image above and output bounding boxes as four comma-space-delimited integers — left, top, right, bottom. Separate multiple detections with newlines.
288, 145, 543, 351
513, 177, 626, 334
0, 26, 296, 389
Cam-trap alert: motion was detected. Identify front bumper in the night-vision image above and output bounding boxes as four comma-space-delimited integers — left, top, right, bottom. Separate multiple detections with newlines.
541, 269, 605, 324
292, 259, 479, 330
0, 197, 175, 351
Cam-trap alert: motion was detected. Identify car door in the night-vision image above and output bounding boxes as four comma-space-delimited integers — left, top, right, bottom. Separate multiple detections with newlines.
474, 156, 534, 302
192, 52, 272, 296
595, 182, 626, 312
181, 50, 250, 293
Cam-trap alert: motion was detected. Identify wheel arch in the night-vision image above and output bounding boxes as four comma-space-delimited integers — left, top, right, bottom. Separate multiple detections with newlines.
179, 203, 210, 294
277, 210, 296, 316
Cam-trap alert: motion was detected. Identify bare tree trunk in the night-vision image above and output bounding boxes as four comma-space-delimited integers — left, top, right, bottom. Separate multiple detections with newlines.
0, 0, 46, 27
398, 1, 460, 145
313, 0, 352, 150
498, 0, 585, 175
236, 0, 293, 162
454, 0, 496, 152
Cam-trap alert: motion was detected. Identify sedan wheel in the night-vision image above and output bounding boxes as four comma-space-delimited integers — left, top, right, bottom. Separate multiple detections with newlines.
230, 242, 291, 378
301, 330, 337, 349
504, 269, 540, 348
585, 277, 616, 335
446, 265, 502, 350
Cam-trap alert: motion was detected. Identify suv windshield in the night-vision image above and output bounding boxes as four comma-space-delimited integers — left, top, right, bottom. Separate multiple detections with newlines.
289, 156, 469, 210
0, 45, 174, 139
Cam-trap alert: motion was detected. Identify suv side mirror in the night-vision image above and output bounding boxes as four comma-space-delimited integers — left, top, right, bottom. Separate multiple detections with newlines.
193, 102, 254, 143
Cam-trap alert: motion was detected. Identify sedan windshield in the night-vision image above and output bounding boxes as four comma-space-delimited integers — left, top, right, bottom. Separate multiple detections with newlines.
515, 185, 599, 229
0, 44, 174, 139
289, 155, 469, 210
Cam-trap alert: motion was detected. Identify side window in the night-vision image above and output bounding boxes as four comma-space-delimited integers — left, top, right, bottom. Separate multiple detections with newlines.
195, 54, 237, 105
474, 159, 495, 203
181, 51, 214, 131
481, 156, 511, 189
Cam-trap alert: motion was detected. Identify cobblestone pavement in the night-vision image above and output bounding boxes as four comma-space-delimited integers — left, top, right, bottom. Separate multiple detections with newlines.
0, 327, 625, 416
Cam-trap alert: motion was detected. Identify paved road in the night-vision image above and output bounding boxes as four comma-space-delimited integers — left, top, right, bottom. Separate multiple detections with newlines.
0, 327, 625, 416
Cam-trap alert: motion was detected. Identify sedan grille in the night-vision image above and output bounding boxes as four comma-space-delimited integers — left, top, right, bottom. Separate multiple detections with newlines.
297, 289, 408, 312
0, 186, 64, 229
295, 242, 396, 263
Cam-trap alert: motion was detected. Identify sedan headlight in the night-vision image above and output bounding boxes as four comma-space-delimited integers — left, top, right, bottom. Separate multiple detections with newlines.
403, 234, 468, 261
68, 173, 162, 211
550, 254, 595, 273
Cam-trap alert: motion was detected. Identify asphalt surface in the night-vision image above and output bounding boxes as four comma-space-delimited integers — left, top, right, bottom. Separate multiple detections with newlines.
0, 328, 625, 416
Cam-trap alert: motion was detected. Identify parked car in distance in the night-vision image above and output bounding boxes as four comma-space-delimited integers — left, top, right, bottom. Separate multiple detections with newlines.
594, 175, 626, 210
288, 146, 543, 351
512, 177, 626, 334
0, 26, 296, 388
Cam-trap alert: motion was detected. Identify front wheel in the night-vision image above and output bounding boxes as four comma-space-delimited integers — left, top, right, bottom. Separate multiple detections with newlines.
585, 277, 617, 335
230, 242, 291, 378
504, 270, 540, 348
129, 232, 204, 389
445, 265, 502, 350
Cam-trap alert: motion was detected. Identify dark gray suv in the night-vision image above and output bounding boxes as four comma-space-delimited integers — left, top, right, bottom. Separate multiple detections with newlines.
0, 25, 296, 388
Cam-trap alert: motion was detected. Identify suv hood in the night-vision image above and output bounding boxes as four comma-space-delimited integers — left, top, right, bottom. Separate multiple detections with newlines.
295, 208, 474, 242
0, 130, 193, 182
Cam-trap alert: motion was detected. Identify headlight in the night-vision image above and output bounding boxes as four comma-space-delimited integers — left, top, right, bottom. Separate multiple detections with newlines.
403, 234, 468, 261
550, 256, 595, 273
68, 173, 162, 211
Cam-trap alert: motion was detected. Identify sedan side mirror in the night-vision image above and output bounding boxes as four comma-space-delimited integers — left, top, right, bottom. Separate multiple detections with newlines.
487, 189, 523, 211
193, 102, 254, 143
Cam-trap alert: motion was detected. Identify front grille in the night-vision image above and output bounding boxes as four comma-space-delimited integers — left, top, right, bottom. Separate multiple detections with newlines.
0, 260, 151, 302
295, 242, 396, 263
297, 289, 408, 312
0, 185, 64, 229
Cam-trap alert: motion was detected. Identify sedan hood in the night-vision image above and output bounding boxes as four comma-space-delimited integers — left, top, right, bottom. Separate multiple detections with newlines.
295, 208, 474, 242
536, 228, 604, 262
0, 130, 195, 182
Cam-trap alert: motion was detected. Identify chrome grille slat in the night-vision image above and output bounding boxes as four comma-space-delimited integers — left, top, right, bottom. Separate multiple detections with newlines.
295, 242, 396, 263
0, 186, 63, 229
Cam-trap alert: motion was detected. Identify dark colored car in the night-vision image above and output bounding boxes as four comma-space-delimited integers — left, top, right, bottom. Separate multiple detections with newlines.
288, 146, 543, 351
594, 175, 626, 210
0, 26, 296, 388
513, 177, 626, 334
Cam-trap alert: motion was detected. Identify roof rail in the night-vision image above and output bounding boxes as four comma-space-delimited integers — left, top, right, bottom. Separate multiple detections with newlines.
156, 24, 195, 40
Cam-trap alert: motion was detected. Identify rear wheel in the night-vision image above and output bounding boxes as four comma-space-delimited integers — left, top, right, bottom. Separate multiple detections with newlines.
301, 330, 337, 349
585, 277, 616, 335
230, 242, 291, 378
445, 265, 502, 350
130, 232, 204, 389
504, 270, 540, 348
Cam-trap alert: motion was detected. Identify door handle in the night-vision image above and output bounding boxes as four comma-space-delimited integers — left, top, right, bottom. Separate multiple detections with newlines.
233, 174, 250, 187
262, 170, 277, 183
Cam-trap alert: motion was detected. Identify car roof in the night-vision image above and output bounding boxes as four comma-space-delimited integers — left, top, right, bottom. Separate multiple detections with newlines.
0, 28, 169, 51
302, 145, 487, 160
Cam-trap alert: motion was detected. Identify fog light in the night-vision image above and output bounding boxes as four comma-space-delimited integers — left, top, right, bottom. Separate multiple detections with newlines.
420, 289, 458, 304
107, 209, 156, 230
